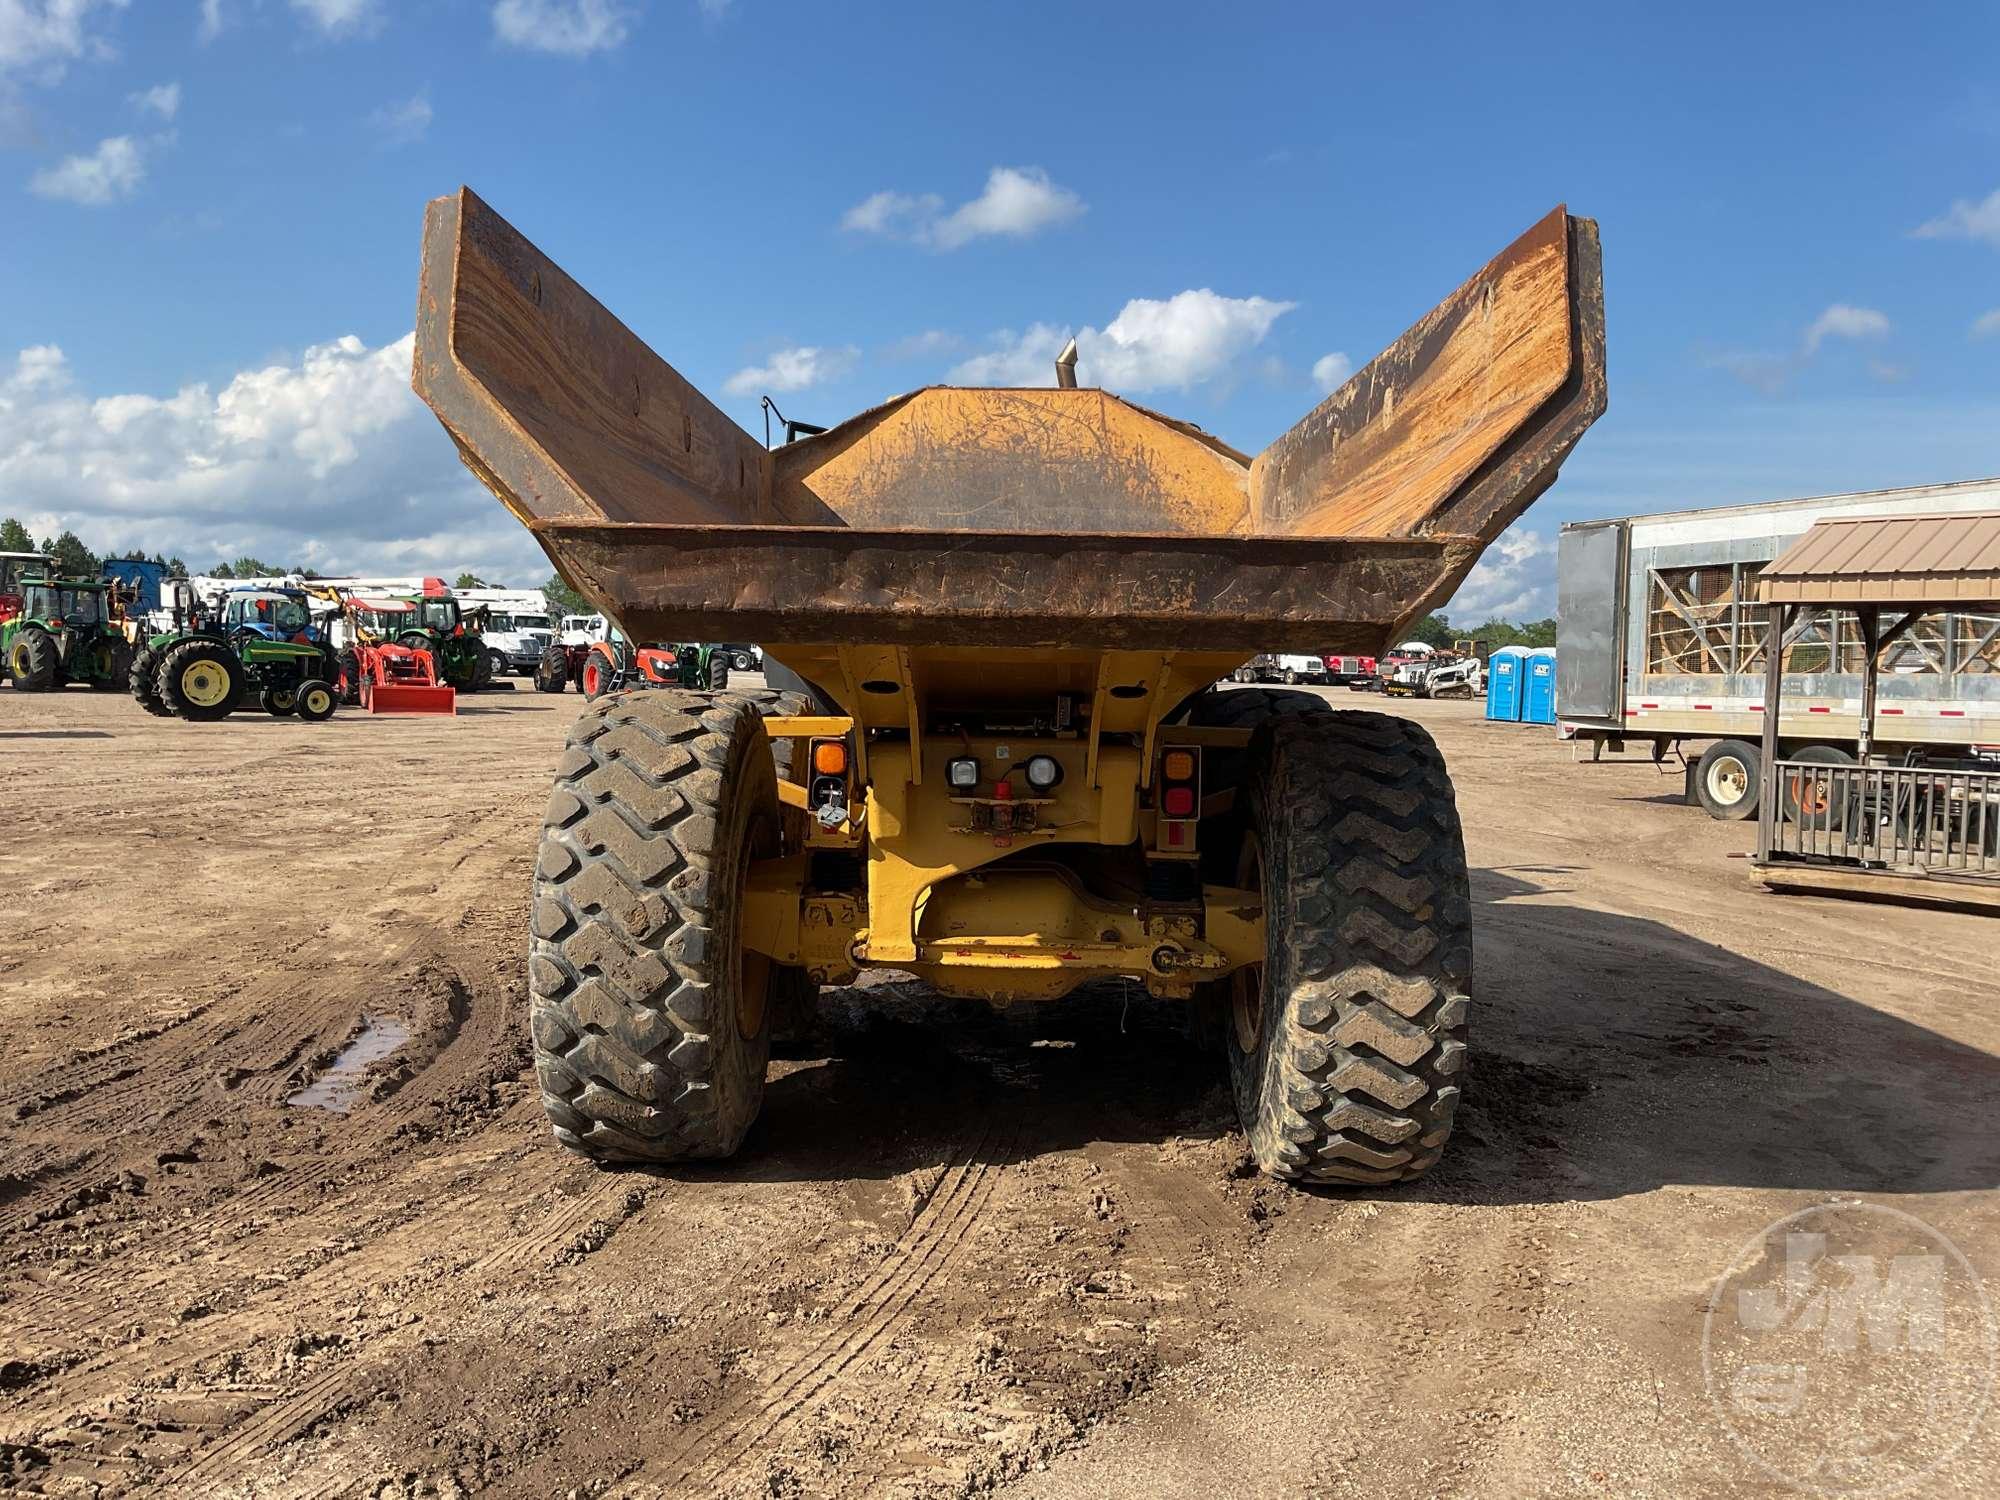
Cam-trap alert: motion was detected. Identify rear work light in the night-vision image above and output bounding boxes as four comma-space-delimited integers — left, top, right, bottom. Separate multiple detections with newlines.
947, 756, 980, 789
1024, 754, 1062, 791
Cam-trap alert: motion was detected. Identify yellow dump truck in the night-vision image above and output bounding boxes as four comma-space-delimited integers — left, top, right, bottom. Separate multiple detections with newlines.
412, 190, 1605, 1184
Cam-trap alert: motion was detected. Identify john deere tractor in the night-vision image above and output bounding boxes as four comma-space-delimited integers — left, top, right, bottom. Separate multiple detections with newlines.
2, 575, 132, 692
132, 584, 339, 722
389, 596, 495, 693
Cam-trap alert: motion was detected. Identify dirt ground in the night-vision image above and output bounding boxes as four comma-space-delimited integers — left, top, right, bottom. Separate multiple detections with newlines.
2, 678, 1996, 1499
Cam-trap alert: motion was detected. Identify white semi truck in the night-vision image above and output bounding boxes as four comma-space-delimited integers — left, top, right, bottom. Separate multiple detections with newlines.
453, 587, 555, 675
1557, 476, 2000, 819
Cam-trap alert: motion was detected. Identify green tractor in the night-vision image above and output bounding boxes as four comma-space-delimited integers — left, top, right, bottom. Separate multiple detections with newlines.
132, 583, 339, 722
2, 575, 133, 692
386, 597, 495, 693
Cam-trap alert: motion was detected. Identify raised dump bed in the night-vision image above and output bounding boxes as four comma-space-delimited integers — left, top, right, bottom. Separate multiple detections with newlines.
412, 188, 1606, 1188
415, 189, 1602, 655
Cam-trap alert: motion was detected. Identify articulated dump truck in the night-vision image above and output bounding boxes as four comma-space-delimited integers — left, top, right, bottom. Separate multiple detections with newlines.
413, 189, 1605, 1184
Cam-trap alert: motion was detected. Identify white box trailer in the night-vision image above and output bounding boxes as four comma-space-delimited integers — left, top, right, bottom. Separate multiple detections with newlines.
1556, 476, 2000, 818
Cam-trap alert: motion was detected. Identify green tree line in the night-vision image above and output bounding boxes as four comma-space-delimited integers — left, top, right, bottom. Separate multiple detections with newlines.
1405, 612, 1557, 651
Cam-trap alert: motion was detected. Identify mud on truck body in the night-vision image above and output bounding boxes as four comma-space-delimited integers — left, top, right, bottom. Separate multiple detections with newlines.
412, 189, 1605, 1184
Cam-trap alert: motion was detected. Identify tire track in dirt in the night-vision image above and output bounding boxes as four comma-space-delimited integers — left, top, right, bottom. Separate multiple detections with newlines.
643, 1123, 1022, 1492
0, 813, 525, 1240
3, 937, 520, 1346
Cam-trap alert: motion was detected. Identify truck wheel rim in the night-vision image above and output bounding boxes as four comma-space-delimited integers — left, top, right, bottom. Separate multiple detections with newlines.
1707, 756, 1748, 805
1229, 832, 1265, 1055
181, 661, 229, 707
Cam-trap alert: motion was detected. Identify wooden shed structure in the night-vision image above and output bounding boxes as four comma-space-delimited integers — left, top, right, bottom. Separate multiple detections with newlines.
1753, 511, 2000, 907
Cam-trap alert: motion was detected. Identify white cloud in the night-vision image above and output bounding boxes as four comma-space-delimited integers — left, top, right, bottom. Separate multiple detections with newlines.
288, 0, 381, 38
0, 0, 127, 76
29, 133, 143, 204
949, 289, 1294, 392
841, 166, 1084, 251
1710, 303, 1895, 393
196, 0, 224, 42
1311, 352, 1352, 394
1802, 303, 1890, 354
491, 0, 634, 56
1913, 187, 2000, 249
1445, 525, 1555, 621
128, 80, 178, 119
369, 90, 431, 146
0, 334, 546, 583
1973, 309, 2000, 339
882, 329, 964, 362
722, 345, 859, 397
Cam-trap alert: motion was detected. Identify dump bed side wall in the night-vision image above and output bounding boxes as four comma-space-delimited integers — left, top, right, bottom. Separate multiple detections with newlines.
1249, 210, 1603, 544
415, 190, 809, 530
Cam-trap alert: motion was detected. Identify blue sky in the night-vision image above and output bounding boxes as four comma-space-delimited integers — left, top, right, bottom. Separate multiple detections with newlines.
3, 0, 1997, 616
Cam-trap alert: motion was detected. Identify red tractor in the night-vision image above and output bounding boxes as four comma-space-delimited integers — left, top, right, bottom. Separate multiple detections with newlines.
533, 630, 726, 698
319, 592, 457, 715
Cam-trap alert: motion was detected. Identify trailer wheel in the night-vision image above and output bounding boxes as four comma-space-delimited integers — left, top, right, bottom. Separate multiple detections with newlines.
529, 690, 806, 1162
534, 645, 569, 693
1228, 712, 1471, 1184
1780, 744, 1853, 831
1695, 739, 1761, 821
295, 678, 337, 722
156, 640, 243, 722
7, 628, 58, 691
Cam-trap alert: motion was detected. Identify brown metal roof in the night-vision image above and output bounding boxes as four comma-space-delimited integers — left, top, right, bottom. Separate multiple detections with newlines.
1757, 510, 2000, 605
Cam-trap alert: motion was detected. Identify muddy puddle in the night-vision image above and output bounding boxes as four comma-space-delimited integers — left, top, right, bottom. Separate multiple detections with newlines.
286, 1015, 411, 1112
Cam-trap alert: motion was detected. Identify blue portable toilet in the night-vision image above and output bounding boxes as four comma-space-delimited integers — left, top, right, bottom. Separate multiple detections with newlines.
1523, 647, 1558, 725
1485, 646, 1524, 721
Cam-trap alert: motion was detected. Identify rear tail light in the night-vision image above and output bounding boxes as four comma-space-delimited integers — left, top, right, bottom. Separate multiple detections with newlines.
1156, 744, 1201, 857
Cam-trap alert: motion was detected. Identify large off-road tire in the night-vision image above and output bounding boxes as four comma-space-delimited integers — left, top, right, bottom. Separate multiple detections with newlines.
1179, 686, 1332, 883
1227, 712, 1472, 1185
529, 690, 809, 1162
129, 642, 173, 715
470, 647, 496, 693
7, 628, 58, 691
579, 646, 615, 702
1695, 739, 1761, 821
705, 652, 729, 691
156, 640, 244, 722
535, 645, 569, 693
